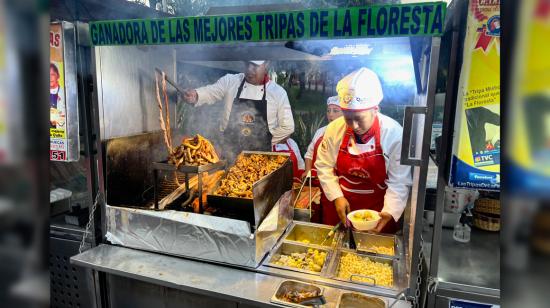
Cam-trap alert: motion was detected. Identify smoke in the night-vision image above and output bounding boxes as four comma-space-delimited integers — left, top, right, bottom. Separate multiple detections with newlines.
176, 61, 274, 164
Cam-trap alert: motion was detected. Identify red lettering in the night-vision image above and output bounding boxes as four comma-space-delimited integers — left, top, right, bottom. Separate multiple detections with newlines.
50, 32, 61, 47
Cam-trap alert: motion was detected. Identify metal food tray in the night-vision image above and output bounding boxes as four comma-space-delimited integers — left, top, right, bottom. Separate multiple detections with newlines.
283, 222, 338, 248
206, 151, 292, 227
327, 249, 397, 289
342, 231, 398, 259
270, 280, 324, 308
336, 292, 387, 308
265, 242, 333, 276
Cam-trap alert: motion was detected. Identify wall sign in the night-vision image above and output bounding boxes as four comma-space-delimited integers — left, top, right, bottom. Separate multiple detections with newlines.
50, 22, 79, 162
89, 2, 446, 46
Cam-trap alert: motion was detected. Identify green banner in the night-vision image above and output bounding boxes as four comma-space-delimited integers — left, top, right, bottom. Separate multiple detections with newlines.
90, 2, 446, 46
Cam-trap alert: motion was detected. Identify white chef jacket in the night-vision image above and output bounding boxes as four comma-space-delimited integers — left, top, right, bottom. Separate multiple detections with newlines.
195, 73, 294, 145
314, 114, 412, 221
304, 126, 327, 160
273, 138, 305, 170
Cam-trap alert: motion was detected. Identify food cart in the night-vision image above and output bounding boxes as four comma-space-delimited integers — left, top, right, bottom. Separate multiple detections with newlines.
70, 2, 447, 307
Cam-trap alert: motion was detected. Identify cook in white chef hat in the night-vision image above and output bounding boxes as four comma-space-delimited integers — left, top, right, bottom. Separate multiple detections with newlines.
326, 96, 343, 122
326, 96, 340, 106
336, 67, 383, 111
249, 60, 266, 65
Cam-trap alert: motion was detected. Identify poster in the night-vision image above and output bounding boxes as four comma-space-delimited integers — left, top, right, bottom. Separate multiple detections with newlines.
50, 23, 68, 161
450, 0, 500, 189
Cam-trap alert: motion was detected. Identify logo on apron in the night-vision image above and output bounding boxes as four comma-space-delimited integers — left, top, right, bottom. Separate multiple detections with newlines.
241, 127, 252, 136
240, 111, 255, 124
349, 167, 370, 179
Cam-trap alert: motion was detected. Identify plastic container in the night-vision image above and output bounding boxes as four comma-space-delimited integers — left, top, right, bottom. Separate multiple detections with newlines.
452, 223, 471, 243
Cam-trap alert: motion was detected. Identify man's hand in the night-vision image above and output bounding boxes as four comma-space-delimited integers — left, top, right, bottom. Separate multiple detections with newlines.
334, 197, 350, 226
373, 212, 393, 233
183, 89, 198, 104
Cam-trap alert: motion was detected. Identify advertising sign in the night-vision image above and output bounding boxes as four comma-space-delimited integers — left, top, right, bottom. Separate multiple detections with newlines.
450, 0, 500, 189
50, 23, 68, 161
89, 2, 446, 46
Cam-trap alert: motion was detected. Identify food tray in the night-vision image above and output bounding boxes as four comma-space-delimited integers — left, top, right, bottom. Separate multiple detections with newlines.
270, 280, 324, 308
283, 222, 338, 248
265, 242, 333, 276
342, 231, 398, 258
206, 151, 292, 227
336, 292, 387, 308
327, 249, 396, 289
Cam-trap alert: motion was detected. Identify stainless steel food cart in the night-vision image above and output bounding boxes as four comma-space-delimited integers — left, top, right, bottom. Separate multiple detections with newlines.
69, 2, 447, 307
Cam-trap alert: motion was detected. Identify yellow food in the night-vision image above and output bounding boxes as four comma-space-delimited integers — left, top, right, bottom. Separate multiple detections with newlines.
299, 239, 310, 244
367, 245, 394, 256
273, 249, 327, 273
214, 154, 287, 199
353, 211, 378, 222
337, 253, 393, 287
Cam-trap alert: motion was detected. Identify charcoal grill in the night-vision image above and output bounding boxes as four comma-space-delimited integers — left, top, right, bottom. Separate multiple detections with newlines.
152, 160, 226, 212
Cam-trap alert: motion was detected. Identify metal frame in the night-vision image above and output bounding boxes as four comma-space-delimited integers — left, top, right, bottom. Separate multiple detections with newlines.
426, 1, 500, 306
56, 21, 81, 162
404, 36, 441, 303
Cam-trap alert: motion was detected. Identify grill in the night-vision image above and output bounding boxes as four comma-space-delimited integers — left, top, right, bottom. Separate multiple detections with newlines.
152, 160, 227, 211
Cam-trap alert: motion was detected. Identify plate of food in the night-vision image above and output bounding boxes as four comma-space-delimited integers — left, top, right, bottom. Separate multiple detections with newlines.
347, 209, 381, 231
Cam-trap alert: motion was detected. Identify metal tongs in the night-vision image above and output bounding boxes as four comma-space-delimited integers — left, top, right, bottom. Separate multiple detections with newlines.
155, 67, 187, 96
293, 170, 313, 219
295, 294, 327, 306
320, 222, 341, 246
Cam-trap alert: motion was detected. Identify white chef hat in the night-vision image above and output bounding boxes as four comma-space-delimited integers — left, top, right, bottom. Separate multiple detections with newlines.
336, 67, 383, 111
249, 60, 266, 65
326, 96, 340, 106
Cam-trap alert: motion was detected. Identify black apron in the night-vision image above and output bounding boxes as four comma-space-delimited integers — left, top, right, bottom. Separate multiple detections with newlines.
223, 77, 272, 163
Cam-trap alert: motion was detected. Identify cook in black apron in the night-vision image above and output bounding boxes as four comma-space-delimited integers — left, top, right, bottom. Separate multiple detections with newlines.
223, 77, 272, 163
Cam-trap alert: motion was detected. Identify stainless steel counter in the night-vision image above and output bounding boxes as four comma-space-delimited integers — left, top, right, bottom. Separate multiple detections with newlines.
424, 226, 500, 303
72, 244, 411, 308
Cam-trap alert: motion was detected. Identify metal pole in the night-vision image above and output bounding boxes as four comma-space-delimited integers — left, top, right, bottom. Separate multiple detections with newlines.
427, 1, 466, 306
407, 36, 441, 304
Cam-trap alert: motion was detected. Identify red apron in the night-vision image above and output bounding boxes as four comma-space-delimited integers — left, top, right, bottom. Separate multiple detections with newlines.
272, 141, 304, 183
321, 117, 397, 234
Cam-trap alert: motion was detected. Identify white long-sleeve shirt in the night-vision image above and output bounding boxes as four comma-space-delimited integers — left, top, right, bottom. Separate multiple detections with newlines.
314, 115, 412, 221
305, 126, 327, 160
273, 138, 305, 170
195, 73, 294, 145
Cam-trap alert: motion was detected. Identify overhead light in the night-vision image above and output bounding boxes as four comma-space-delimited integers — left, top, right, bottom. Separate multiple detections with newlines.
329, 44, 373, 56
